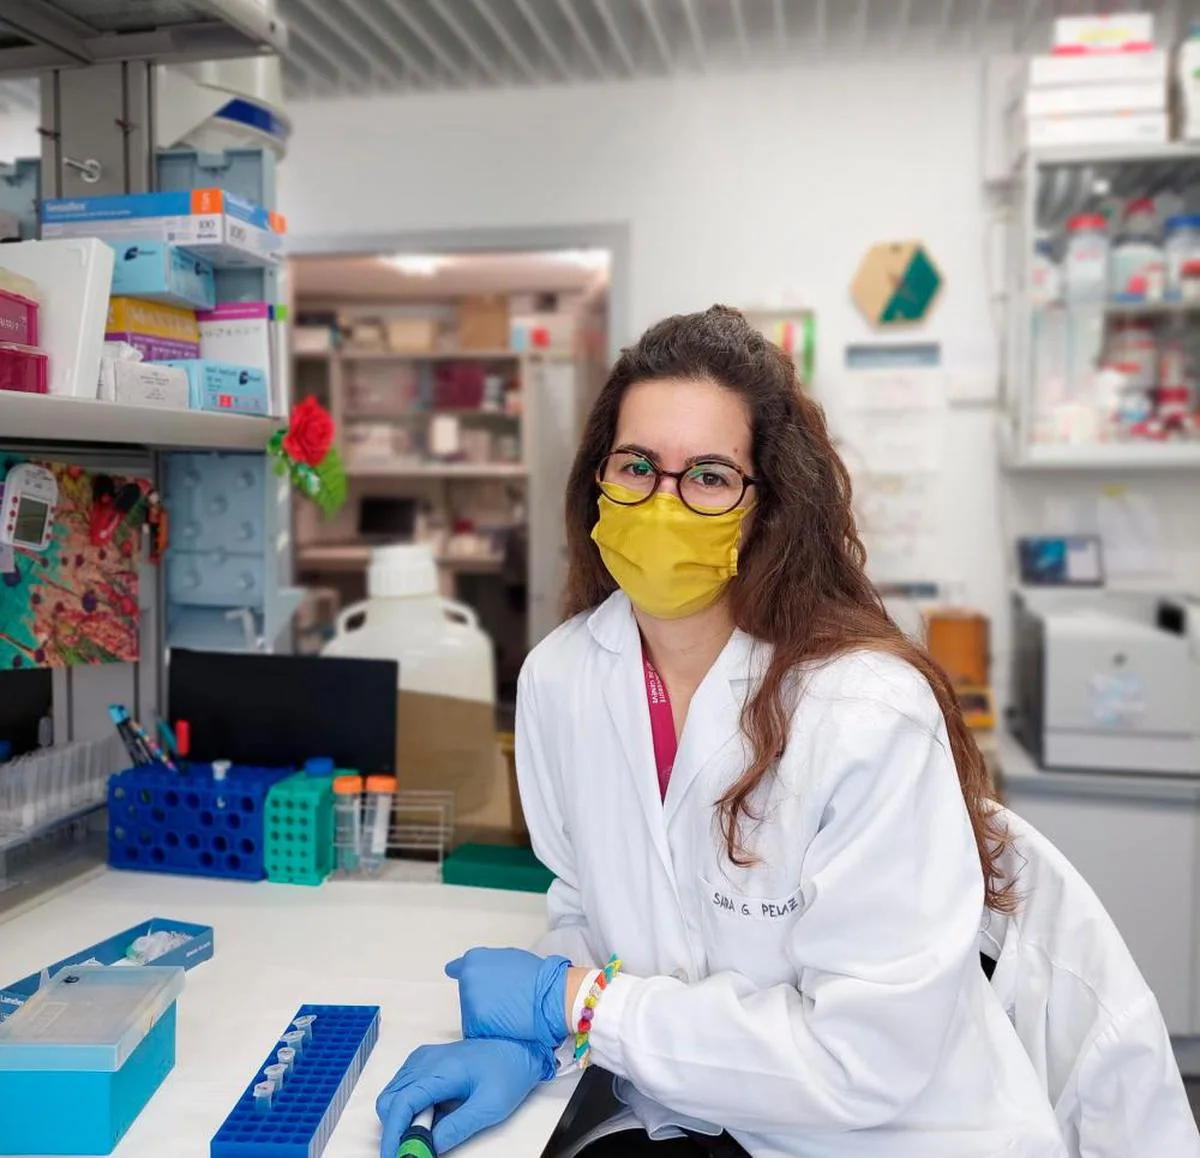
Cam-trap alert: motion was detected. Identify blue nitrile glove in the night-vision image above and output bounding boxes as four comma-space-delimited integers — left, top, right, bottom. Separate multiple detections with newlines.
444, 947, 570, 1051
376, 1037, 553, 1156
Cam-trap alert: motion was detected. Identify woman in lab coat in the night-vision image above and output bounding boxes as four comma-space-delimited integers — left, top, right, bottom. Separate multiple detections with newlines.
377, 307, 1068, 1158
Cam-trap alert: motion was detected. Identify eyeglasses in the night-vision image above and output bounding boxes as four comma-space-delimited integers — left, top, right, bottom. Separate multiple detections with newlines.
596, 450, 758, 517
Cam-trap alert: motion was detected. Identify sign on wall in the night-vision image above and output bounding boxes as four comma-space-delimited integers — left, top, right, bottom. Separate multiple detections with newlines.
851, 241, 943, 328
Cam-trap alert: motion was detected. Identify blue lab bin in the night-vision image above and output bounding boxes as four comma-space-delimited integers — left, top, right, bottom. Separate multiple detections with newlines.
0, 916, 212, 1022
211, 1004, 380, 1158
0, 967, 183, 1155
108, 762, 292, 881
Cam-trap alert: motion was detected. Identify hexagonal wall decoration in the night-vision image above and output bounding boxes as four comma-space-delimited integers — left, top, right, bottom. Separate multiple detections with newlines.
851, 242, 943, 328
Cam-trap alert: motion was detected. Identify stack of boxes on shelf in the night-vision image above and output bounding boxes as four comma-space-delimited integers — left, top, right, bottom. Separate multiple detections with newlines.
0, 266, 46, 395
37, 188, 284, 415
1008, 12, 1169, 161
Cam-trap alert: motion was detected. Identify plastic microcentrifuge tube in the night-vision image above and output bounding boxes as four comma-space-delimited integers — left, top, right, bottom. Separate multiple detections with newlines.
254, 1081, 274, 1113
362, 775, 397, 875
292, 1014, 317, 1044
264, 1063, 287, 1092
282, 1030, 305, 1055
277, 1046, 296, 1074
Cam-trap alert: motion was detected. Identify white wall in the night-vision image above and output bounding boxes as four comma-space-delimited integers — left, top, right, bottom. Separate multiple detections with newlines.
0, 107, 38, 164
283, 60, 1015, 669
283, 60, 996, 367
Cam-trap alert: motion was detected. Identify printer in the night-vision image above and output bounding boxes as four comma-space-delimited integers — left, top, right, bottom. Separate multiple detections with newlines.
1009, 589, 1200, 776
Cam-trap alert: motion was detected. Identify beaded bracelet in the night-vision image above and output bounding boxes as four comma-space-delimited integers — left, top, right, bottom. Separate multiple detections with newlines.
573, 954, 622, 1069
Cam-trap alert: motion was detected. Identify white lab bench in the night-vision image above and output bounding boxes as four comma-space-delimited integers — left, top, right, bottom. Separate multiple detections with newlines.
0, 872, 577, 1158
998, 731, 1200, 1060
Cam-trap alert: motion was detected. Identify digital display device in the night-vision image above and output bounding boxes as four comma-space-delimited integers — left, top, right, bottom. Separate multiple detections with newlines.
12, 496, 49, 547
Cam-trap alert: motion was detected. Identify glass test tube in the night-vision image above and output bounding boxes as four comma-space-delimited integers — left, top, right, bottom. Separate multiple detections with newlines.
254, 1081, 274, 1112
282, 1030, 305, 1055
277, 1046, 296, 1074
264, 1063, 287, 1092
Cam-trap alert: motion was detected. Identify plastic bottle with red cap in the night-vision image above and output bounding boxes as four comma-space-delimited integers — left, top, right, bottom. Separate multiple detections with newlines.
1063, 212, 1110, 302
1111, 197, 1164, 302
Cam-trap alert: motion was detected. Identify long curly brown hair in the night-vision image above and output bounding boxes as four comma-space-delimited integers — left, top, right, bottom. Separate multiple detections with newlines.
563, 306, 1012, 913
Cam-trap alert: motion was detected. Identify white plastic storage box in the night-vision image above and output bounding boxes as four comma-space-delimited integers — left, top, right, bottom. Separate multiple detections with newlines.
0, 238, 114, 397
0, 966, 184, 1155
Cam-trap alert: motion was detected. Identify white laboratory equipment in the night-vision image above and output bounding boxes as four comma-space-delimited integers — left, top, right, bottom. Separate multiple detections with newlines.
322, 543, 496, 825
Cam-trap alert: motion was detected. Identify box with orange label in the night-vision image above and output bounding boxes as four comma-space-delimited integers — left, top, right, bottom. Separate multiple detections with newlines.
40, 189, 283, 268
107, 297, 200, 361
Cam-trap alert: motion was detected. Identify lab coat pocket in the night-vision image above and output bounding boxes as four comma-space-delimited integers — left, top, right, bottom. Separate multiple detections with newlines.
698, 873, 804, 985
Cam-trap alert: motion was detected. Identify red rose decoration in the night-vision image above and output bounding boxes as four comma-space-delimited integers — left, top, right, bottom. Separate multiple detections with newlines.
282, 397, 335, 466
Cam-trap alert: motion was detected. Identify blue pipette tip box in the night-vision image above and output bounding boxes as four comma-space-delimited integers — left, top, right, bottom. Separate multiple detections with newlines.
0, 966, 184, 1156
210, 1004, 380, 1158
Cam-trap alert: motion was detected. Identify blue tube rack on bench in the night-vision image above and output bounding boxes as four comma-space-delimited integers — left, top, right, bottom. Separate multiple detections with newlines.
211, 1004, 380, 1158
108, 762, 293, 881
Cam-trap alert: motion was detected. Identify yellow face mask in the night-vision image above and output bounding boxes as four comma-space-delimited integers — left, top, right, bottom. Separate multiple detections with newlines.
590, 484, 747, 620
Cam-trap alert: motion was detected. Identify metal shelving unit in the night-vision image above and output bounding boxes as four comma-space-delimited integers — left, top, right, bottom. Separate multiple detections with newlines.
0, 0, 291, 909
0, 0, 286, 74
0, 394, 277, 451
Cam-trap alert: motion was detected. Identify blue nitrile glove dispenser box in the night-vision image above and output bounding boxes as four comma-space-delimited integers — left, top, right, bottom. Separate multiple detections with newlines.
0, 917, 212, 1023
158, 359, 269, 415
0, 965, 184, 1155
108, 240, 216, 310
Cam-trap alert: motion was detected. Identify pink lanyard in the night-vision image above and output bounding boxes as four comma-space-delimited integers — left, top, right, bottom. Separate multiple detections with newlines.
642, 653, 678, 802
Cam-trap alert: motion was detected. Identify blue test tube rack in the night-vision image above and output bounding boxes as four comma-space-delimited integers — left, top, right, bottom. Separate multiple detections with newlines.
210, 1004, 380, 1158
107, 762, 293, 881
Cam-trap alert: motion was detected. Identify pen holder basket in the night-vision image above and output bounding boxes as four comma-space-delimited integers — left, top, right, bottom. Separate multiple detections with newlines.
263, 773, 336, 886
108, 763, 292, 881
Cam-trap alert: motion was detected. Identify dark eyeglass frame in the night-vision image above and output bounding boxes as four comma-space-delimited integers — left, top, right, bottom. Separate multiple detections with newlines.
595, 450, 759, 517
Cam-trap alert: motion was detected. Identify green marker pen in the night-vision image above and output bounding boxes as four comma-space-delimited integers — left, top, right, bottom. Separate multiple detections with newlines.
396, 1107, 436, 1158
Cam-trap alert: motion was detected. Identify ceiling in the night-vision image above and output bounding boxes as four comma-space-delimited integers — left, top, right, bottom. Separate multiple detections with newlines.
273, 0, 1200, 100
292, 250, 610, 302
0, 1, 1197, 114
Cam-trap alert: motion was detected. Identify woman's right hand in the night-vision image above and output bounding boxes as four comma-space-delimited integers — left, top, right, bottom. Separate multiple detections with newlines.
376, 1037, 554, 1156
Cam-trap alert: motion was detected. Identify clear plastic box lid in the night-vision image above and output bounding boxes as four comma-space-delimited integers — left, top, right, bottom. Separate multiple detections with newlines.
0, 965, 184, 1072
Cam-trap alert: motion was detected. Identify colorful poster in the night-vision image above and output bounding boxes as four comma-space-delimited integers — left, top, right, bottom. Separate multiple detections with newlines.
0, 458, 151, 670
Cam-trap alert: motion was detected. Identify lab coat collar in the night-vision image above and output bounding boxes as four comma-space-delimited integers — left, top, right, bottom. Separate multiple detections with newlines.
586, 590, 759, 678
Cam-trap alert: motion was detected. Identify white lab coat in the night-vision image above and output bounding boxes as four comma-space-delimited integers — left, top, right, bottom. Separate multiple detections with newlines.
517, 592, 1068, 1158
981, 807, 1200, 1158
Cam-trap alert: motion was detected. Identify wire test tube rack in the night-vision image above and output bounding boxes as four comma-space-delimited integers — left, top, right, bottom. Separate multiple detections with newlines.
210, 1004, 380, 1158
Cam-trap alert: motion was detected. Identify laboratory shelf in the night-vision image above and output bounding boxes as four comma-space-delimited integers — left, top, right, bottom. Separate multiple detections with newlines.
1000, 436, 1200, 472
345, 462, 527, 480
0, 0, 286, 73
210, 1004, 379, 1158
1104, 301, 1200, 317
339, 348, 522, 363
0, 393, 277, 452
1030, 141, 1200, 171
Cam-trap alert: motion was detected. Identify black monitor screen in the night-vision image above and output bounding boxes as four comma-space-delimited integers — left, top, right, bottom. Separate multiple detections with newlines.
359, 497, 415, 539
168, 649, 397, 775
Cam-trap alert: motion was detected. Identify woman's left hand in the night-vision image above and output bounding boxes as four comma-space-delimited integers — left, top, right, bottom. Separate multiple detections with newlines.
445, 947, 571, 1051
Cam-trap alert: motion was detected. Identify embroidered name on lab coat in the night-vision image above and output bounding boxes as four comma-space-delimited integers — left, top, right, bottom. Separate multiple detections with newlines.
709, 886, 804, 920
